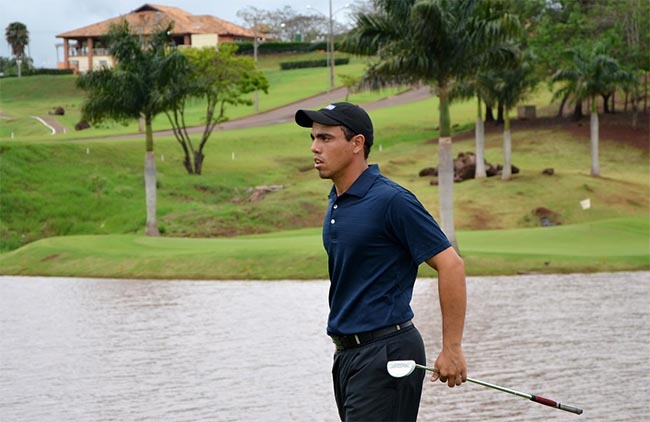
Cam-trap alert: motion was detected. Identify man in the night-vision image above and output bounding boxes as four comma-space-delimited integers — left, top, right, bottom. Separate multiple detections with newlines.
294, 102, 468, 421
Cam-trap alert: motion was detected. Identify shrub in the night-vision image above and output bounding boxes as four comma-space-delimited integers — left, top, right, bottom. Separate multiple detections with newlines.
279, 57, 349, 70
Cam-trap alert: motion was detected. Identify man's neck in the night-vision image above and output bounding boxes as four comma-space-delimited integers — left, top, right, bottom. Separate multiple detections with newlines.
334, 162, 368, 196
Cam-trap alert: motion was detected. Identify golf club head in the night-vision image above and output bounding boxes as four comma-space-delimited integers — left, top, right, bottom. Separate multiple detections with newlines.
386, 360, 417, 378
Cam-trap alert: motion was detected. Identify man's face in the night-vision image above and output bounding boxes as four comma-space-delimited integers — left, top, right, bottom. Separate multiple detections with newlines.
310, 123, 356, 181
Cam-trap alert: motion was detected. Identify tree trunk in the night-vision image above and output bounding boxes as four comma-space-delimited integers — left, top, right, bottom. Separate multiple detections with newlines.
557, 93, 569, 117
437, 84, 458, 253
474, 98, 486, 178
573, 101, 584, 120
496, 101, 504, 125
632, 91, 639, 129
602, 94, 610, 113
643, 72, 648, 113
485, 103, 495, 123
144, 117, 160, 236
590, 100, 600, 177
183, 156, 194, 174
193, 150, 205, 175
502, 109, 512, 181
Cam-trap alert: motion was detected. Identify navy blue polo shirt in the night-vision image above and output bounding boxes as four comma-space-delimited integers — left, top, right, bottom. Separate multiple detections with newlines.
323, 164, 451, 336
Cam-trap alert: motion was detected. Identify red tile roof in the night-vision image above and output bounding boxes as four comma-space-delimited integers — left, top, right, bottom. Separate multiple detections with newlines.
56, 3, 254, 39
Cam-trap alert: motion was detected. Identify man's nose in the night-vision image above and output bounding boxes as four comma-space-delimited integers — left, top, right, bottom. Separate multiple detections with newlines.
310, 139, 320, 153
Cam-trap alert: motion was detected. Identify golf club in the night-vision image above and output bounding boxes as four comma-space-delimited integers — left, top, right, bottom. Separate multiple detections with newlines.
386, 360, 583, 415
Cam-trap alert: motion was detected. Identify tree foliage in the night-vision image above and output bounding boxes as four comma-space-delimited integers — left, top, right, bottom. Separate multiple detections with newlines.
5, 22, 29, 58
342, 0, 520, 251
165, 44, 269, 175
77, 21, 187, 236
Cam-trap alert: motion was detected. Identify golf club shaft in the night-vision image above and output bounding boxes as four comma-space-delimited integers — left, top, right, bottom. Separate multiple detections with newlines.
415, 364, 583, 415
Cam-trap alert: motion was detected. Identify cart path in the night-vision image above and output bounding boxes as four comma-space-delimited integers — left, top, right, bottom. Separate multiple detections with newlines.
32, 115, 68, 135
71, 86, 433, 141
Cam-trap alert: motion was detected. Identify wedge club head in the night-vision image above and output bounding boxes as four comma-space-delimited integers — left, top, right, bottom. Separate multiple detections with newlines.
386, 360, 417, 378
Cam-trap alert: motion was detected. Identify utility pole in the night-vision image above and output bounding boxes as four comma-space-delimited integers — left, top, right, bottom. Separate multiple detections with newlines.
328, 0, 335, 91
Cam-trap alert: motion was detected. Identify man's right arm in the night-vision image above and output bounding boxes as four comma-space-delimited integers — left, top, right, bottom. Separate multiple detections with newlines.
425, 247, 468, 387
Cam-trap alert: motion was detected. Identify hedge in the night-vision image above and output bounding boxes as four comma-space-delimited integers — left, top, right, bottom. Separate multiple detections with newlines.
279, 58, 350, 70
229, 41, 337, 55
1, 68, 74, 77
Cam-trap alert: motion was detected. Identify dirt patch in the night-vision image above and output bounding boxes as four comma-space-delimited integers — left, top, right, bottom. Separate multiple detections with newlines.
453, 111, 649, 151
41, 253, 61, 262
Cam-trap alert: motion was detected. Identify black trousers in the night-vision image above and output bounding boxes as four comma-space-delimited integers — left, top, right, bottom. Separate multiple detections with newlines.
332, 325, 426, 421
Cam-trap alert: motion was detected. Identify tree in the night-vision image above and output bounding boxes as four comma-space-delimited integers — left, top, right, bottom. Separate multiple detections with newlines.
77, 22, 187, 236
5, 22, 29, 77
343, 0, 519, 251
552, 42, 629, 177
237, 6, 269, 112
489, 51, 539, 181
164, 44, 269, 175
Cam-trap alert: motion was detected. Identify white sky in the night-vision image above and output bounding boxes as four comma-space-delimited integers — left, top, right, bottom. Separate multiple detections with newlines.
0, 0, 353, 68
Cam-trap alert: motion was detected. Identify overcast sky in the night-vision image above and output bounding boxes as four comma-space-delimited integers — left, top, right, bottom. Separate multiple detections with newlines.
1, 0, 354, 68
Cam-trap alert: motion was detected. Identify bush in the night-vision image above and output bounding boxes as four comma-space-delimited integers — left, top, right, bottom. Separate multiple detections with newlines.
27, 68, 75, 76
279, 57, 350, 70
229, 41, 334, 55
1, 68, 74, 77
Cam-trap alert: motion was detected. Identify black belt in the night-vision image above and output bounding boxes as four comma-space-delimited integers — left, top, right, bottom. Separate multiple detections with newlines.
330, 320, 413, 351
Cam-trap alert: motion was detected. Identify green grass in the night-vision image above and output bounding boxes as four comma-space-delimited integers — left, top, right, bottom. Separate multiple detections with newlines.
1, 56, 648, 279
0, 52, 381, 141
0, 217, 646, 279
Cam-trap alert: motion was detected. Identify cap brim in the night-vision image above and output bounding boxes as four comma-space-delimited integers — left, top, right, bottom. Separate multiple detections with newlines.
295, 109, 342, 128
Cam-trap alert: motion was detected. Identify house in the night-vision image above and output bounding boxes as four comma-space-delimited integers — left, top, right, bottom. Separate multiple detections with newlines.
56, 3, 256, 73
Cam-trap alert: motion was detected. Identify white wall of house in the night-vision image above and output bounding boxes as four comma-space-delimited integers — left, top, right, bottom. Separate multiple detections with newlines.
191, 34, 218, 47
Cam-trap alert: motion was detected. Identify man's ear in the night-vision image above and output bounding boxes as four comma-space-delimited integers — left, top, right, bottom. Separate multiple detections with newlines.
353, 134, 366, 154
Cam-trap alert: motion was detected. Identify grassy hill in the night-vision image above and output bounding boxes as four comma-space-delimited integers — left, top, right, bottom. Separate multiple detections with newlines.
0, 54, 648, 278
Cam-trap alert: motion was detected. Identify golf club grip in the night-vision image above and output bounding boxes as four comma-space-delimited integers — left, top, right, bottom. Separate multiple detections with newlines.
531, 395, 583, 415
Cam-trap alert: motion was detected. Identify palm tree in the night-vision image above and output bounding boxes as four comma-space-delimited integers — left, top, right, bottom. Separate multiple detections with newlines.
451, 71, 502, 179
343, 0, 519, 251
77, 22, 187, 235
552, 42, 629, 177
5, 22, 29, 77
483, 51, 538, 180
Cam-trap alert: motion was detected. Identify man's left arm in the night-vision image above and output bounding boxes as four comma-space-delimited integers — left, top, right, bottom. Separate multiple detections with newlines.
425, 246, 468, 388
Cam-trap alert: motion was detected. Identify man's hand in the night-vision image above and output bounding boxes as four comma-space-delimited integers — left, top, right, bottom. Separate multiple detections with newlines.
431, 345, 467, 388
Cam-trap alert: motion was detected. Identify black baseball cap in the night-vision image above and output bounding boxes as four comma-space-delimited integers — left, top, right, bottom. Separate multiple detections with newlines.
295, 102, 374, 147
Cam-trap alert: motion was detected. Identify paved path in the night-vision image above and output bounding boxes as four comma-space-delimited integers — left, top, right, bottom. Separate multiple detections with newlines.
32, 115, 68, 135
72, 86, 433, 141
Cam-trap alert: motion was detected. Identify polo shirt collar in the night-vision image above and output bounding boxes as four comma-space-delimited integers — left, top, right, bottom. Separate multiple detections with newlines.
328, 164, 380, 199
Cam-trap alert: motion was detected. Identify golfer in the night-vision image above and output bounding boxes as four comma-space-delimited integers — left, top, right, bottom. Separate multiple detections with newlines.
295, 102, 468, 421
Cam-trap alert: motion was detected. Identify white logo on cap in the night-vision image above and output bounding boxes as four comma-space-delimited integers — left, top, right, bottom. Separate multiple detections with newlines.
325, 104, 336, 110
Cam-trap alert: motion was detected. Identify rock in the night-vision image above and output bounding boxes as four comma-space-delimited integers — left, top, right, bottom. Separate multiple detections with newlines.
50, 106, 65, 116
542, 168, 554, 175
532, 207, 560, 226
75, 120, 90, 131
420, 151, 520, 182
248, 185, 283, 202
419, 167, 437, 177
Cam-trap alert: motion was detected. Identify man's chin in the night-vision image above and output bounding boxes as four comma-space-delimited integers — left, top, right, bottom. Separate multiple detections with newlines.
316, 169, 331, 180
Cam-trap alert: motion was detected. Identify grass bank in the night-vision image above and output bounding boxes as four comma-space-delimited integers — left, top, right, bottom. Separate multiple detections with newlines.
0, 217, 646, 279
1, 57, 648, 279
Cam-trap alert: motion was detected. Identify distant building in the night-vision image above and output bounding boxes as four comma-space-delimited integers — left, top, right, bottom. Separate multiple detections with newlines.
56, 3, 256, 73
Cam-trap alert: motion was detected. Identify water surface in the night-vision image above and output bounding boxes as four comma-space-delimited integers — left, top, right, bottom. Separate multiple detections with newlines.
1, 272, 648, 421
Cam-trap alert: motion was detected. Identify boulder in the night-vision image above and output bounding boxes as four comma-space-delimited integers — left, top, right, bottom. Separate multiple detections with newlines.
418, 167, 437, 177
49, 106, 65, 116
75, 120, 90, 131
532, 207, 560, 226
419, 151, 520, 182
542, 168, 554, 175
248, 185, 283, 202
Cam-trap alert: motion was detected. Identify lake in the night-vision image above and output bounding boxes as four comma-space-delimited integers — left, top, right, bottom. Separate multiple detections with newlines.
1, 272, 648, 421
